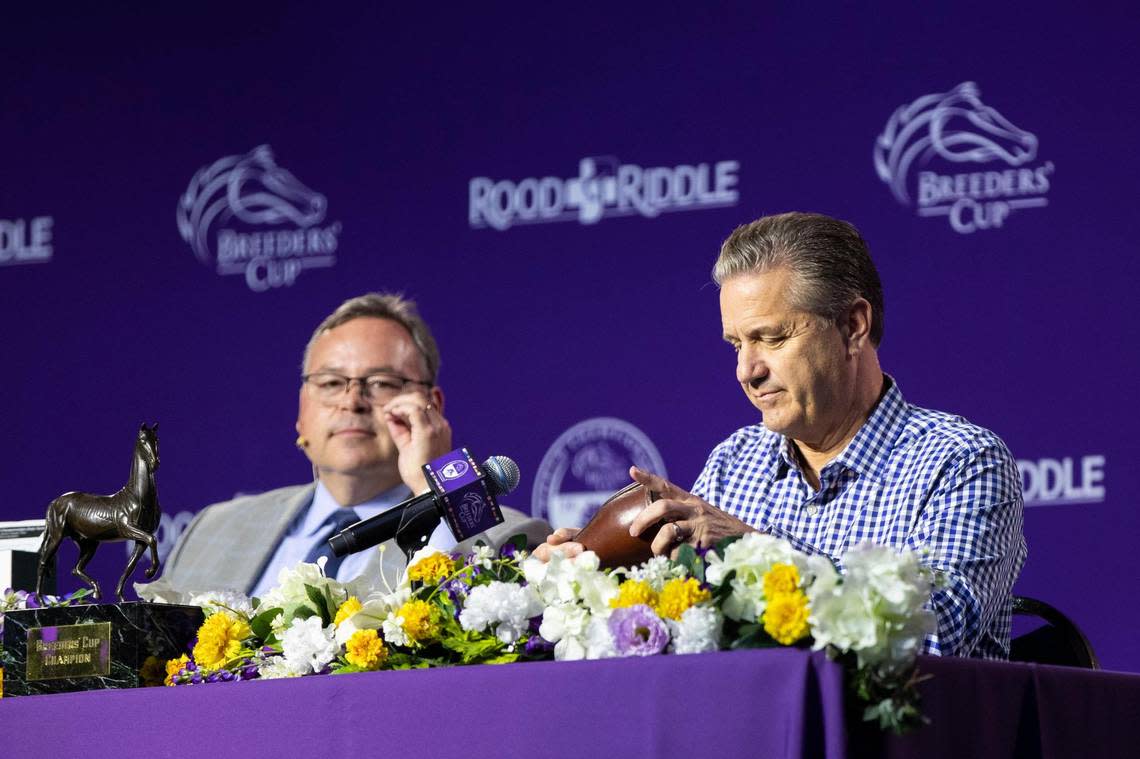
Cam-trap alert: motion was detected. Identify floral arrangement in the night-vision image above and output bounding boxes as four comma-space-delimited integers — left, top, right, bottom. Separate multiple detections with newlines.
146, 533, 935, 732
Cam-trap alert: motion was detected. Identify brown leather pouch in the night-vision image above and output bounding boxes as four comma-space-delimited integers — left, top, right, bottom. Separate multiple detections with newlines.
574, 483, 662, 569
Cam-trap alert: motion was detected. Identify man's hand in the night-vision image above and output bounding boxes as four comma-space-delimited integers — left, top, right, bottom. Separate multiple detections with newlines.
382, 392, 452, 494
627, 466, 757, 557
532, 528, 585, 562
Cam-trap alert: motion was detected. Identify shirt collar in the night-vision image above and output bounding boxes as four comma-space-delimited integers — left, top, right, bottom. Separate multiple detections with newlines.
297, 480, 414, 537
766, 374, 909, 483
831, 375, 909, 481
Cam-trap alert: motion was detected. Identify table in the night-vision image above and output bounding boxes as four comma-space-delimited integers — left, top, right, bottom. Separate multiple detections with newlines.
2, 649, 1137, 758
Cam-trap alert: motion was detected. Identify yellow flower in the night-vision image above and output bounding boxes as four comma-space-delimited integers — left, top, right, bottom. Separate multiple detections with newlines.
139, 655, 167, 687
763, 590, 811, 645
763, 563, 801, 597
164, 654, 189, 686
398, 599, 442, 644
334, 596, 363, 627
345, 629, 389, 670
1, 666, 5, 698
610, 579, 658, 609
192, 612, 252, 670
655, 577, 711, 620
407, 551, 455, 584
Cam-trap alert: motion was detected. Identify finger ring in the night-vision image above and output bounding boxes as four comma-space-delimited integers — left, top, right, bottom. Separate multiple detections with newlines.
671, 522, 684, 543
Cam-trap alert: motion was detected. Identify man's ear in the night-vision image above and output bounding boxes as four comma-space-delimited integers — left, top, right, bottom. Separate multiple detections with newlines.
842, 298, 873, 355
431, 385, 446, 415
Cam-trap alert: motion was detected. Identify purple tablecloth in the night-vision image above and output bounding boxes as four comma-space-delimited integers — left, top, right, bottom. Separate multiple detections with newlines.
2, 650, 1137, 758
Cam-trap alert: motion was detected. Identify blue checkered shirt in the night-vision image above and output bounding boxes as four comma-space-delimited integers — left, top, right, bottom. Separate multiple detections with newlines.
692, 378, 1026, 659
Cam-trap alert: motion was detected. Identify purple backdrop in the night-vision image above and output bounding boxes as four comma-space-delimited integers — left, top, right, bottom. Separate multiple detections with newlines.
4, 3, 1137, 671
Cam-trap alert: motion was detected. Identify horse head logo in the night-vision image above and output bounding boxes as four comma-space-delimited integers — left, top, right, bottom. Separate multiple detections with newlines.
457, 492, 487, 530
571, 442, 630, 490
874, 82, 1038, 204
176, 145, 328, 265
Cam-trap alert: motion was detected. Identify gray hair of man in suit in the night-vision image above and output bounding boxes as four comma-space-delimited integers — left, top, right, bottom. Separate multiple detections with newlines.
301, 292, 442, 381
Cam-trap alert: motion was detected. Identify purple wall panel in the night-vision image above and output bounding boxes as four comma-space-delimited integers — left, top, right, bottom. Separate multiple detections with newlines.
3, 3, 1137, 670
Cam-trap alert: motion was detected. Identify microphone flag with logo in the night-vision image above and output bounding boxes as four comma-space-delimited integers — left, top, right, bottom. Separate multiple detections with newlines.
327, 448, 518, 558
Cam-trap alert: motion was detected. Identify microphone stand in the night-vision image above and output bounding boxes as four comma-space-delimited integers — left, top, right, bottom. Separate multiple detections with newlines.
394, 504, 445, 562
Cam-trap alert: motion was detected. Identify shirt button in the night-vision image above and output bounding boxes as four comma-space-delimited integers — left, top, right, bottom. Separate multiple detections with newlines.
805, 505, 819, 517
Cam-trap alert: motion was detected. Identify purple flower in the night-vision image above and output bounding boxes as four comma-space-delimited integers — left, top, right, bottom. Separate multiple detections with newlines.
524, 635, 555, 656
499, 542, 518, 559
608, 605, 669, 657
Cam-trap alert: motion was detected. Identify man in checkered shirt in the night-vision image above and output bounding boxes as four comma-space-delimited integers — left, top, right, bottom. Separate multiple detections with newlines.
540, 212, 1026, 659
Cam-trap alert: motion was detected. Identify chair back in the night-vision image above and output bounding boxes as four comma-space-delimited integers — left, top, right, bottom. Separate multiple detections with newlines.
1010, 595, 1099, 669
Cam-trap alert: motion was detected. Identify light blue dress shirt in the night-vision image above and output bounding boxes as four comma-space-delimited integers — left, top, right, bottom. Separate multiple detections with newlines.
250, 480, 458, 598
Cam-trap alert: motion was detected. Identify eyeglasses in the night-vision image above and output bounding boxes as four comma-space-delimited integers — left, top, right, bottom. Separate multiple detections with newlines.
302, 372, 433, 403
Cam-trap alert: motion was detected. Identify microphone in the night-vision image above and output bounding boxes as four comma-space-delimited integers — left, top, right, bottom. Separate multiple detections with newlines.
328, 449, 520, 558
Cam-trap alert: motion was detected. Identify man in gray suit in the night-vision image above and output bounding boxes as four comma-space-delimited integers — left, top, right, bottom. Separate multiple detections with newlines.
139, 293, 550, 599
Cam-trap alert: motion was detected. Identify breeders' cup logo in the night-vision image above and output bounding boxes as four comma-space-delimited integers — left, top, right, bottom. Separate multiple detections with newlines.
1018, 454, 1105, 507
469, 156, 739, 231
532, 417, 667, 529
0, 216, 53, 267
874, 82, 1054, 234
177, 145, 342, 291
440, 460, 470, 480
457, 492, 487, 530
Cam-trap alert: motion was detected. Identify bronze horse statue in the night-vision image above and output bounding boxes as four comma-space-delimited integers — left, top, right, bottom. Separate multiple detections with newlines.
37, 423, 163, 602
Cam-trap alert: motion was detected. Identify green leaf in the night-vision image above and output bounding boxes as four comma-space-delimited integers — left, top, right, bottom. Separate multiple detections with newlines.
293, 605, 318, 621
249, 606, 282, 643
305, 584, 332, 626
441, 630, 508, 664
483, 652, 520, 665
505, 533, 528, 554
729, 622, 779, 650
331, 664, 365, 675
675, 544, 704, 583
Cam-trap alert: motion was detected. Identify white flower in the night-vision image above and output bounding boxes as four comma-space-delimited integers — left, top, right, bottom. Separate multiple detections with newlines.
523, 552, 618, 611
584, 614, 617, 659
704, 533, 804, 587
187, 590, 254, 618
668, 605, 724, 654
803, 554, 841, 600
257, 655, 304, 679
459, 581, 543, 644
809, 585, 879, 654
382, 610, 410, 647
258, 562, 348, 617
279, 616, 339, 675
721, 577, 767, 622
844, 544, 930, 617
335, 588, 410, 646
470, 545, 496, 570
810, 543, 935, 673
539, 605, 593, 661
624, 556, 686, 591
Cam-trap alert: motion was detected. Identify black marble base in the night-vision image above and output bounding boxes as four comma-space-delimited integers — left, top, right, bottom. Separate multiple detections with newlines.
1, 602, 204, 697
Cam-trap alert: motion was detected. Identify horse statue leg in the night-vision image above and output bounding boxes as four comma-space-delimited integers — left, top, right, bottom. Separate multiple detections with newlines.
117, 539, 149, 601
115, 523, 160, 601
73, 538, 102, 600
36, 502, 66, 598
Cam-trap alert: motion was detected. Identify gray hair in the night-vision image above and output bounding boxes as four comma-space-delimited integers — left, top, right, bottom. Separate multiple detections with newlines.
302, 292, 441, 382
713, 212, 885, 347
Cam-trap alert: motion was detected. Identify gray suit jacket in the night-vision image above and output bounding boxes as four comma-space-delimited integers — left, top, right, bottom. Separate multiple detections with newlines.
137, 484, 551, 597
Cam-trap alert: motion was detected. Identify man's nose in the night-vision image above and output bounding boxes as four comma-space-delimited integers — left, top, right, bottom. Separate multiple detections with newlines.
736, 346, 767, 386
339, 380, 372, 410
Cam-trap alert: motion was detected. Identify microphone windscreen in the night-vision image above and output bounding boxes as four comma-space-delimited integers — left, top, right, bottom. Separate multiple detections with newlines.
483, 456, 520, 495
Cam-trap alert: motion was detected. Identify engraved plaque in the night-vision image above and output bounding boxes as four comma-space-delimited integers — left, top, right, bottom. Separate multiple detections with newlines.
26, 622, 112, 680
